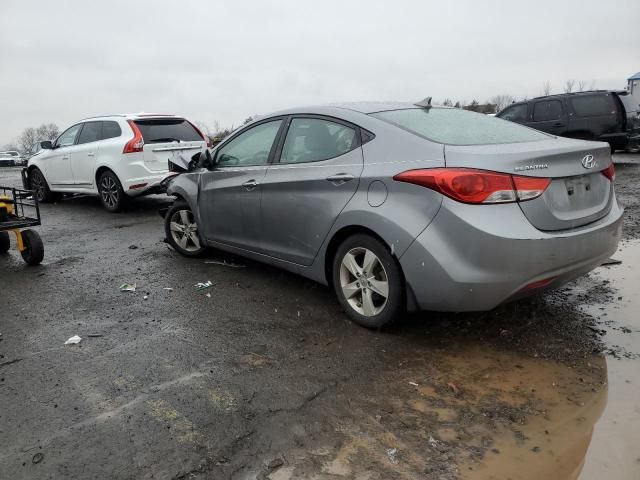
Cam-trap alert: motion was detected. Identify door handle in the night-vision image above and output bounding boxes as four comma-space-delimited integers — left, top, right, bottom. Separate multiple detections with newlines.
87, 152, 95, 157
326, 173, 355, 185
242, 179, 259, 191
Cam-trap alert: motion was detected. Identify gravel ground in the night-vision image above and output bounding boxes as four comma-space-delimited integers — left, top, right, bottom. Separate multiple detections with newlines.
0, 155, 638, 480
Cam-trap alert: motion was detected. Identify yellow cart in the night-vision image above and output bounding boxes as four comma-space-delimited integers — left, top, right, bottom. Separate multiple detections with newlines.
0, 186, 44, 265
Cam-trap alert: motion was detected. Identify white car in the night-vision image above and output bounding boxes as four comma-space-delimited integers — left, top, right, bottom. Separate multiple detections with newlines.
24, 114, 208, 211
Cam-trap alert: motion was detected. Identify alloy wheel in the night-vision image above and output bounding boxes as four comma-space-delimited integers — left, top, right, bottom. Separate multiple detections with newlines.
31, 171, 45, 202
100, 175, 119, 209
169, 209, 201, 252
339, 247, 389, 317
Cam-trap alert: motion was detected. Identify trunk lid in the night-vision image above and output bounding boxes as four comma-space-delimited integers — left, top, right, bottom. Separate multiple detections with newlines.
134, 118, 206, 172
444, 138, 613, 231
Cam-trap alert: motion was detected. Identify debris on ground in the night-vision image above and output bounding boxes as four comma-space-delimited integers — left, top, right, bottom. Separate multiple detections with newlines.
447, 382, 459, 394
32, 452, 44, 464
128, 245, 138, 250
206, 293, 211, 298
265, 457, 284, 470
119, 283, 136, 292
87, 334, 103, 338
408, 381, 419, 387
195, 281, 214, 290
143, 295, 148, 300
204, 259, 246, 268
64, 335, 82, 345
163, 287, 173, 291
386, 448, 399, 464
601, 258, 622, 266
428, 435, 439, 447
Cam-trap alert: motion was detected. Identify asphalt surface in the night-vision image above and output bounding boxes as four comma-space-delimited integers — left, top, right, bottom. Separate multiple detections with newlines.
1, 156, 639, 480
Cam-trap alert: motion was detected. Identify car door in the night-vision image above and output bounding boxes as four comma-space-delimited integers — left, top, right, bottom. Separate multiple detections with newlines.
199, 118, 284, 252
260, 116, 364, 266
71, 121, 102, 186
528, 99, 567, 135
45, 123, 83, 186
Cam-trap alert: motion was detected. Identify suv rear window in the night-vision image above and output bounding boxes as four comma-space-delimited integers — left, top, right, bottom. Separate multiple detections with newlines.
570, 95, 614, 117
371, 108, 549, 145
134, 119, 203, 143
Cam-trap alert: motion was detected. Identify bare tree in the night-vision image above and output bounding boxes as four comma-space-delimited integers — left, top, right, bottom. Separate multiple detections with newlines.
542, 80, 552, 96
18, 127, 38, 153
577, 80, 587, 92
454, 101, 461, 109
589, 80, 596, 90
442, 98, 453, 107
36, 123, 59, 141
490, 94, 515, 111
564, 79, 575, 93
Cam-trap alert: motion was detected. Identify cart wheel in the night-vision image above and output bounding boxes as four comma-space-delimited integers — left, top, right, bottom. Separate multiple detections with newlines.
0, 231, 9, 254
20, 229, 44, 265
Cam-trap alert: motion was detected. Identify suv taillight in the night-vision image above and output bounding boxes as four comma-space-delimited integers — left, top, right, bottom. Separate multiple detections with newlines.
123, 120, 144, 154
393, 168, 551, 204
189, 121, 212, 148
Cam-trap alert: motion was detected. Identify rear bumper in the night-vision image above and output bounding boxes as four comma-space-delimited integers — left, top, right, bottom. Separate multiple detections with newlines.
123, 173, 170, 197
399, 198, 624, 312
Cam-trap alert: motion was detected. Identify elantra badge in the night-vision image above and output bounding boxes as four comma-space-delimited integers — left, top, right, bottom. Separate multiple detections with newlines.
581, 154, 597, 169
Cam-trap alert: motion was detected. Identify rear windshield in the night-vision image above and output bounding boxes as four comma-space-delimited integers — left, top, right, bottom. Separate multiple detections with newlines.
371, 108, 549, 145
134, 119, 202, 143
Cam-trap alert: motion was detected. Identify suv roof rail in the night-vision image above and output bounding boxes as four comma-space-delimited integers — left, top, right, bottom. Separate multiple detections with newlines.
531, 90, 626, 101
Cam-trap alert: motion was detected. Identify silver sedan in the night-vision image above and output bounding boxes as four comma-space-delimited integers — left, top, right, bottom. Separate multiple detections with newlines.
164, 102, 623, 328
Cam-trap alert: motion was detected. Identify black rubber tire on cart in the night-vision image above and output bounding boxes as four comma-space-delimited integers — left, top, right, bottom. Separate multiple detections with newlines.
19, 229, 44, 265
0, 231, 10, 254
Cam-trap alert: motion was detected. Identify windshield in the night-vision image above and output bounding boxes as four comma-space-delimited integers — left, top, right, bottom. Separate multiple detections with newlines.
371, 107, 550, 145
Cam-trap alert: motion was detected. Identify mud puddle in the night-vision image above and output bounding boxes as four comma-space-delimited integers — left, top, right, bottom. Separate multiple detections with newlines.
578, 239, 640, 480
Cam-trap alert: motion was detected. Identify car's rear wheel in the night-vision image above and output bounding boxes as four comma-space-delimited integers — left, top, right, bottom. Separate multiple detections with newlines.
98, 170, 128, 212
332, 234, 405, 329
30, 168, 60, 203
164, 201, 207, 257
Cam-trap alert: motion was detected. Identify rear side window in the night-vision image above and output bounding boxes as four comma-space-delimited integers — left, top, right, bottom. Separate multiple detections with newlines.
102, 121, 122, 140
533, 100, 563, 121
134, 119, 203, 143
570, 95, 614, 117
371, 108, 549, 145
77, 122, 102, 145
280, 118, 357, 163
498, 104, 528, 122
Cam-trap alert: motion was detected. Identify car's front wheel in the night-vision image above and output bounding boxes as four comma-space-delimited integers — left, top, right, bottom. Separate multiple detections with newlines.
30, 168, 60, 203
332, 233, 405, 329
98, 170, 128, 212
164, 201, 207, 257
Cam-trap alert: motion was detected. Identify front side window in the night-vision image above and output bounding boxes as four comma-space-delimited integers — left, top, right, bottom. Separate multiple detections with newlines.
371, 108, 549, 145
280, 118, 357, 164
216, 120, 282, 167
498, 104, 528, 123
570, 95, 614, 117
533, 100, 563, 122
56, 124, 83, 147
77, 122, 102, 145
101, 121, 122, 140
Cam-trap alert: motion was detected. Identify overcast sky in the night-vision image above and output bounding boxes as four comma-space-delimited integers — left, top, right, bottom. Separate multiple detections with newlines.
1, 0, 639, 145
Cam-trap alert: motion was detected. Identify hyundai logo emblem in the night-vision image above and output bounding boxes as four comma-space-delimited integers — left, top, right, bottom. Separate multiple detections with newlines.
581, 154, 597, 169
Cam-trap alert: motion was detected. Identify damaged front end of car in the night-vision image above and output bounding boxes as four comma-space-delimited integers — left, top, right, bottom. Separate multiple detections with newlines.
158, 149, 211, 219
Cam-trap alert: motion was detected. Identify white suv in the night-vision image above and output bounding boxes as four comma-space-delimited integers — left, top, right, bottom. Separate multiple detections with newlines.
24, 114, 208, 211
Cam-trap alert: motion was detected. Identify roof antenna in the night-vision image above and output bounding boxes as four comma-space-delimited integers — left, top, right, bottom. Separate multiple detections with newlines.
414, 97, 432, 109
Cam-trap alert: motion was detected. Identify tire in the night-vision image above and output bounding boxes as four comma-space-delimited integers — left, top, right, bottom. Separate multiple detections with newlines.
30, 168, 60, 203
98, 170, 128, 212
19, 229, 44, 265
332, 233, 405, 329
0, 231, 9, 254
164, 201, 207, 257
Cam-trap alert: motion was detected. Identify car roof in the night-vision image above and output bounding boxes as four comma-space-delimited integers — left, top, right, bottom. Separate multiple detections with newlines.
269, 101, 423, 117
78, 113, 185, 122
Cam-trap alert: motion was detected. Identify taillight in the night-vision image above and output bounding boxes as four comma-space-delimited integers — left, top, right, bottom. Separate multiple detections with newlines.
393, 168, 551, 204
123, 120, 144, 154
601, 164, 615, 182
188, 121, 212, 148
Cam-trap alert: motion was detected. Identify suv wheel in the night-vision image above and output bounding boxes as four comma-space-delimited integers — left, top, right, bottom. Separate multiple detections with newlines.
164, 201, 207, 257
98, 171, 128, 212
332, 234, 405, 329
30, 168, 60, 203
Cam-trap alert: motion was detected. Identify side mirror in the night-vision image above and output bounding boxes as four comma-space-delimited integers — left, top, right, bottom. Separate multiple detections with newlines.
197, 149, 215, 170
40, 140, 53, 150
